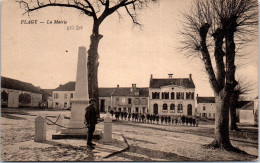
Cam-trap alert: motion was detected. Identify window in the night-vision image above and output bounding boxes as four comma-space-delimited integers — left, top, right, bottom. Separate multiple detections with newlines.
162, 92, 169, 99
121, 97, 126, 103
141, 98, 147, 105
203, 106, 206, 111
142, 107, 146, 113
55, 102, 59, 108
64, 102, 67, 108
54, 93, 59, 99
186, 92, 195, 99
64, 94, 67, 99
209, 113, 211, 117
135, 98, 140, 105
170, 104, 175, 113
171, 92, 175, 99
152, 92, 160, 99
70, 93, 73, 98
163, 103, 168, 112
135, 107, 139, 113
176, 92, 184, 99
128, 98, 132, 104
116, 97, 119, 104
178, 104, 183, 113
213, 113, 215, 118
202, 113, 207, 117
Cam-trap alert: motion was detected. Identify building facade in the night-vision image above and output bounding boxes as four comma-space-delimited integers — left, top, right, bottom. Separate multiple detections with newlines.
1, 76, 43, 108
111, 84, 149, 113
149, 74, 195, 116
196, 96, 216, 119
52, 82, 114, 111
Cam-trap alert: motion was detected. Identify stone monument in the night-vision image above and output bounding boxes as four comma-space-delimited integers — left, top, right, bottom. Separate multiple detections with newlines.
53, 46, 102, 139
61, 46, 89, 135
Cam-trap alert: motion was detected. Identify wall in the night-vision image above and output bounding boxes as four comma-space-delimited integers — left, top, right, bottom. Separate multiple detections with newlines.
52, 91, 74, 109
111, 96, 149, 113
99, 97, 111, 112
1, 88, 42, 108
197, 103, 216, 119
239, 110, 254, 124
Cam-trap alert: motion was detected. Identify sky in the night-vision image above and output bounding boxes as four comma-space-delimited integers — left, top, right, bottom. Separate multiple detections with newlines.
1, 0, 259, 99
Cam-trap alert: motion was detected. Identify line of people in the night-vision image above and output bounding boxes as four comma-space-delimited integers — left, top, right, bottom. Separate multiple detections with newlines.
109, 110, 199, 127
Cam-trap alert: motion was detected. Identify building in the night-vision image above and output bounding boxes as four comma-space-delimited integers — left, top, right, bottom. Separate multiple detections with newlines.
52, 82, 75, 109
52, 82, 115, 111
149, 74, 195, 116
197, 96, 215, 119
99, 88, 114, 112
1, 76, 43, 108
111, 84, 149, 113
197, 95, 252, 120
239, 101, 255, 124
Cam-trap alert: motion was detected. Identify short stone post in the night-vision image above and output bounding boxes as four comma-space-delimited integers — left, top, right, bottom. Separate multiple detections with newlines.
103, 114, 112, 144
35, 115, 46, 142
56, 115, 64, 133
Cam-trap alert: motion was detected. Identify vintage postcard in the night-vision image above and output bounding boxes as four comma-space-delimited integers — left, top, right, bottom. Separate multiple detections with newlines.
1, 0, 258, 161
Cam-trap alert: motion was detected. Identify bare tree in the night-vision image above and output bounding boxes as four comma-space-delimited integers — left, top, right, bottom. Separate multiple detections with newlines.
180, 0, 258, 150
229, 78, 254, 131
17, 0, 157, 116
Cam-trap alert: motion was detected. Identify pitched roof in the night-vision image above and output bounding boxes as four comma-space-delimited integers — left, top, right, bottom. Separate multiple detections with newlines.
53, 82, 114, 97
236, 101, 251, 108
197, 97, 215, 103
40, 89, 53, 96
240, 101, 254, 110
54, 82, 76, 91
112, 87, 149, 97
99, 88, 115, 97
1, 76, 42, 94
150, 78, 195, 88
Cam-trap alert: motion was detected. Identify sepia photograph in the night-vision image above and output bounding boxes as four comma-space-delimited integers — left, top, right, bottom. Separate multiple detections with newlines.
1, 0, 259, 161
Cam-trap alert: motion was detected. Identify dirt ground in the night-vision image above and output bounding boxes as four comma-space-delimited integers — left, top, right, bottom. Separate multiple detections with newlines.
1, 108, 258, 161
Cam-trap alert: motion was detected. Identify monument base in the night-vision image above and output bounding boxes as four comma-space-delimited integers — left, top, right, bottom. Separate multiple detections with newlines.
52, 129, 102, 139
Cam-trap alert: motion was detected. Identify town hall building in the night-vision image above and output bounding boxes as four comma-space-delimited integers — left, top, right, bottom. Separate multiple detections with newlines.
149, 74, 195, 116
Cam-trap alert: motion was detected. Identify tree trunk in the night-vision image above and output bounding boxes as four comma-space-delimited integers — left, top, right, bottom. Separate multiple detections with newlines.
87, 23, 103, 117
229, 93, 239, 130
208, 90, 233, 149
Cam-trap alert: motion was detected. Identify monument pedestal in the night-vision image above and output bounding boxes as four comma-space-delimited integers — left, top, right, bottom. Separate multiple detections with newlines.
61, 99, 88, 135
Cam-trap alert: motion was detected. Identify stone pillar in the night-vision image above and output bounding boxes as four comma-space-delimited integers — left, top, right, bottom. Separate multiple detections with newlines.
56, 115, 64, 133
103, 114, 112, 144
35, 115, 46, 142
61, 46, 89, 134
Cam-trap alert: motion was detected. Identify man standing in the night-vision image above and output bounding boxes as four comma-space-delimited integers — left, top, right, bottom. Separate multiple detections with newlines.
85, 98, 98, 149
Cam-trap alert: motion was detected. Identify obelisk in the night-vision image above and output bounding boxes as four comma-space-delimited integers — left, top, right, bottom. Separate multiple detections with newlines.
61, 46, 89, 134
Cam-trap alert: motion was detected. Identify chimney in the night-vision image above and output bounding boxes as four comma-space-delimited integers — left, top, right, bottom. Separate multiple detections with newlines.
189, 74, 192, 80
197, 94, 198, 99
168, 74, 173, 79
132, 84, 136, 89
59, 84, 62, 87
117, 84, 119, 88
150, 74, 153, 79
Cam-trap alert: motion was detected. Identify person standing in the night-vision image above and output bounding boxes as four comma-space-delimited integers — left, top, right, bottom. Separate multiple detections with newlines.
85, 98, 98, 149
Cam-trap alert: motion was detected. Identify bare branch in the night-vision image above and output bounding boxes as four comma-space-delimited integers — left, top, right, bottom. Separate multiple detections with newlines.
17, 0, 94, 17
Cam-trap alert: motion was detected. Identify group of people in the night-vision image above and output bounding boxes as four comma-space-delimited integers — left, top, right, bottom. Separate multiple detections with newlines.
84, 100, 200, 150
109, 110, 199, 127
